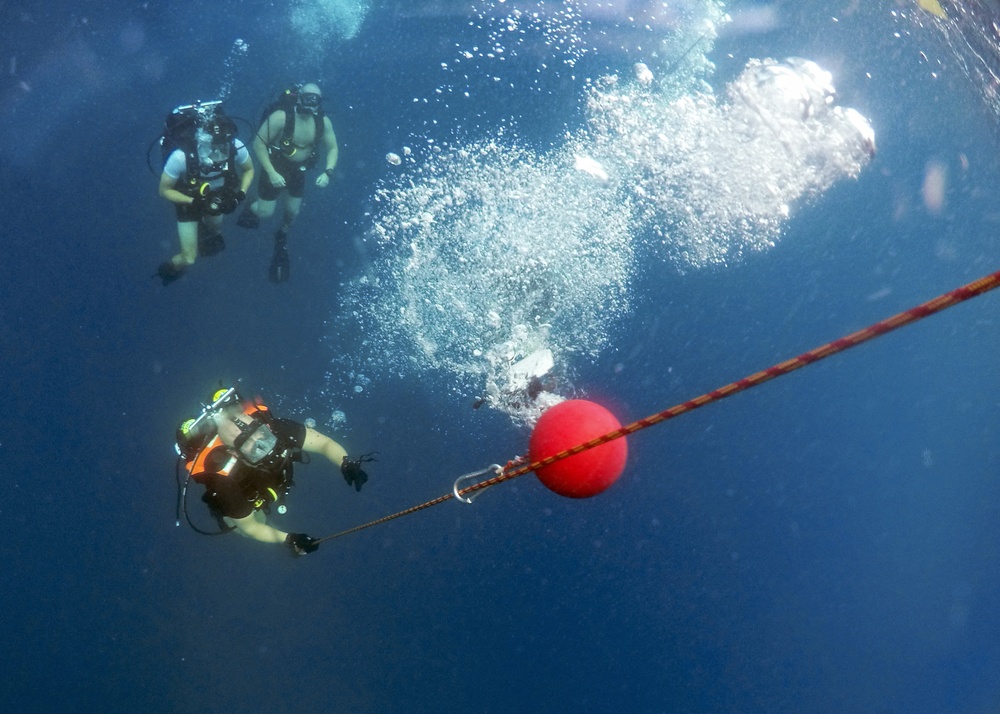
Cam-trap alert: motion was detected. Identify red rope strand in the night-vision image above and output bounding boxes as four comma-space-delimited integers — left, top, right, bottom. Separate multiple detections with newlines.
317, 269, 1000, 544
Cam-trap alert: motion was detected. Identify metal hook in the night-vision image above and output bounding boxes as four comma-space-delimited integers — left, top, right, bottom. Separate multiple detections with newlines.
453, 464, 503, 504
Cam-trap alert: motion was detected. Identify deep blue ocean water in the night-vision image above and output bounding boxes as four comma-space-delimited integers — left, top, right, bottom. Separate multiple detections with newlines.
1, 1, 999, 712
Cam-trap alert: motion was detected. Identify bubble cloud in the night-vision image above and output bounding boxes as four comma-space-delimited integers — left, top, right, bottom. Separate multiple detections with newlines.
338, 9, 874, 425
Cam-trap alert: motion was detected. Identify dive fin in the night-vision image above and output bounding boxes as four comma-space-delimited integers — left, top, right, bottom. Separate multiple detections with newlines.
198, 231, 225, 257
155, 261, 186, 286
269, 239, 290, 283
237, 208, 260, 229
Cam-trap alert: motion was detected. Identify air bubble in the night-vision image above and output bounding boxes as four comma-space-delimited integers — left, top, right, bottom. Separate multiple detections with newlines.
335, 7, 872, 427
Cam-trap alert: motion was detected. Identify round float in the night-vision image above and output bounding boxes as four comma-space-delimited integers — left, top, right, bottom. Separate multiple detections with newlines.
529, 399, 628, 498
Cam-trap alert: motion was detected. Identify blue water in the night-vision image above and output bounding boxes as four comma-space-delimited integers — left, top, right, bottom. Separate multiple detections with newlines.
1, 1, 999, 712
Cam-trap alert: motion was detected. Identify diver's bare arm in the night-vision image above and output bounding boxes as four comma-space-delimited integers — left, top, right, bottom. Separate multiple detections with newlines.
322, 117, 339, 172
232, 513, 287, 544
238, 158, 254, 193
158, 172, 195, 205
303, 427, 348, 469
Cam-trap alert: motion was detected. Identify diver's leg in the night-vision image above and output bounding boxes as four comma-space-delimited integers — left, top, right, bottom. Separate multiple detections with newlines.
157, 219, 198, 285
280, 196, 303, 233
198, 214, 226, 257
174, 220, 199, 266
253, 197, 277, 220
203, 214, 224, 234
240, 169, 279, 228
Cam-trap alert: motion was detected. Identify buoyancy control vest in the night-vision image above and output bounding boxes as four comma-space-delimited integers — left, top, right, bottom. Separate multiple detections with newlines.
185, 402, 302, 515
160, 101, 240, 197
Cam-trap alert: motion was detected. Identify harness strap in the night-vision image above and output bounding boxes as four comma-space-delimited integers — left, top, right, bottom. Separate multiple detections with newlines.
184, 141, 239, 191
275, 109, 324, 164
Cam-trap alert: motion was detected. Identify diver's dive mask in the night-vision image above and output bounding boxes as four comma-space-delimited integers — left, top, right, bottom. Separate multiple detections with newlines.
232, 418, 279, 465
296, 92, 322, 114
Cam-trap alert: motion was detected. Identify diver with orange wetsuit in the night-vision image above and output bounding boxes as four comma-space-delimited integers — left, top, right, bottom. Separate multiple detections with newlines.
175, 387, 374, 555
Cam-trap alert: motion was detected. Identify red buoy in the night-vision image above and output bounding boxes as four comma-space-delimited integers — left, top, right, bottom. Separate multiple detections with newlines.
529, 399, 628, 498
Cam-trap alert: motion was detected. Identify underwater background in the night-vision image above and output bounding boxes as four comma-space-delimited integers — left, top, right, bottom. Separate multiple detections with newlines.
1, 0, 999, 712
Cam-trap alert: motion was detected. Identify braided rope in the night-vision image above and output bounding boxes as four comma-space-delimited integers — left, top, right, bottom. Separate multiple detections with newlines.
317, 269, 1000, 544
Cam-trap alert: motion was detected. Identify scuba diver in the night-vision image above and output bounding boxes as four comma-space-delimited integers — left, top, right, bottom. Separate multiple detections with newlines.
155, 101, 254, 285
236, 83, 339, 283
175, 386, 375, 555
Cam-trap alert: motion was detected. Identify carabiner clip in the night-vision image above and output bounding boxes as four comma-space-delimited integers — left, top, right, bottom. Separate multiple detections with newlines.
453, 464, 503, 504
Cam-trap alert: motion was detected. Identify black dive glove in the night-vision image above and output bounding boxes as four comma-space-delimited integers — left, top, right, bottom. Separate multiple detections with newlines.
341, 452, 377, 492
284, 532, 319, 556
216, 188, 245, 215
194, 191, 225, 216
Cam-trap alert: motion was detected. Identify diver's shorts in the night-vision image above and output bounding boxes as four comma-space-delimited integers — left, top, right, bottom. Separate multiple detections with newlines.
175, 201, 208, 223
259, 155, 308, 200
